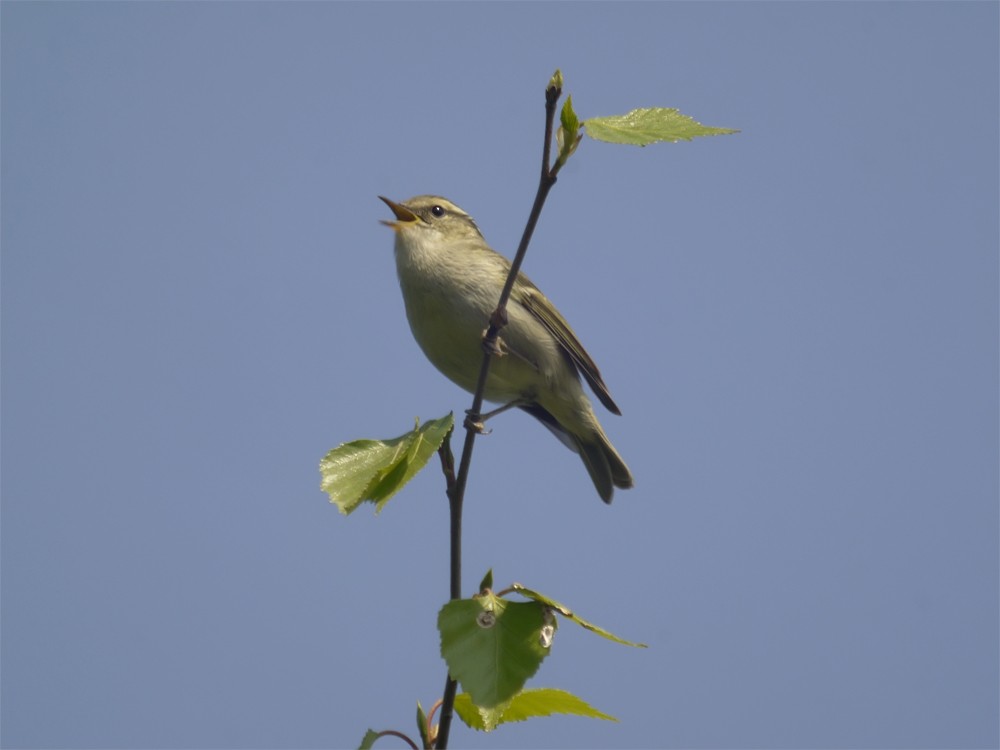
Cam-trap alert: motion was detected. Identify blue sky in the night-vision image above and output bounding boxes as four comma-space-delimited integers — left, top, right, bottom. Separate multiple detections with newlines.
2, 3, 997, 748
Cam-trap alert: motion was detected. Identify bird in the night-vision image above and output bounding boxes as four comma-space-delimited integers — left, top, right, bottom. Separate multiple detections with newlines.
380, 194, 632, 503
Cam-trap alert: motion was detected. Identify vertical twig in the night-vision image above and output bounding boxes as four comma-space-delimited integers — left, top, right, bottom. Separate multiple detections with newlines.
434, 77, 564, 750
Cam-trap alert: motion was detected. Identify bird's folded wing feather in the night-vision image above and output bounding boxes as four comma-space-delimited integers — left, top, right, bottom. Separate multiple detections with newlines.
519, 285, 621, 415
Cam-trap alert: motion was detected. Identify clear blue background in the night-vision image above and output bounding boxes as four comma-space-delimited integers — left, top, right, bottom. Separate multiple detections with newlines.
3, 3, 997, 748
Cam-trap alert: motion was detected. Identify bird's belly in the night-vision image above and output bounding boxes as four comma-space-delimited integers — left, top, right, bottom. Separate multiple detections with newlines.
404, 294, 556, 405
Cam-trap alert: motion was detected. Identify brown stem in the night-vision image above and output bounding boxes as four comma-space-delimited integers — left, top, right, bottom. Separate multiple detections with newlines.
376, 729, 420, 750
435, 77, 563, 750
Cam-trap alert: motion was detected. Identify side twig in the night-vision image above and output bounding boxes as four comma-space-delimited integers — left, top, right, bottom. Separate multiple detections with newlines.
434, 77, 564, 750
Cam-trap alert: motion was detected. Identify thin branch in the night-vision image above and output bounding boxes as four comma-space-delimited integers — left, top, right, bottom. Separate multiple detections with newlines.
434, 76, 563, 750
375, 729, 420, 750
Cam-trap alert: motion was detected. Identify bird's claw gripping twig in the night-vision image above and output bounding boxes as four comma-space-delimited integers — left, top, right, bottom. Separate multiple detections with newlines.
463, 410, 491, 435
481, 329, 506, 358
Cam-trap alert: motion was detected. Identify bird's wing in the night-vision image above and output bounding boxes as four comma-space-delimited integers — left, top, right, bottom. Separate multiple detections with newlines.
518, 284, 621, 415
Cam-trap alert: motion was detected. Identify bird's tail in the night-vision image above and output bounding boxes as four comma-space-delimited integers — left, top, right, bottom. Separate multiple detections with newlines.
519, 403, 633, 504
573, 429, 633, 504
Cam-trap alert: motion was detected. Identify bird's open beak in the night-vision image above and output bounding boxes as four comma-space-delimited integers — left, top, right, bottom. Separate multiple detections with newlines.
379, 196, 419, 231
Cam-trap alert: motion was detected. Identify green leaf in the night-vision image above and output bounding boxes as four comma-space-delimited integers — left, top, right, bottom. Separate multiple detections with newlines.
548, 68, 563, 93
560, 95, 580, 139
583, 107, 738, 146
557, 95, 582, 164
511, 583, 647, 648
319, 414, 454, 515
454, 688, 618, 732
358, 729, 379, 750
478, 569, 493, 593
438, 592, 557, 708
416, 702, 430, 750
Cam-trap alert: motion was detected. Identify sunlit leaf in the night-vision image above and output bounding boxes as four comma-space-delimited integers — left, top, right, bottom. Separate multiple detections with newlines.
319, 414, 454, 515
557, 95, 582, 164
454, 688, 618, 732
584, 107, 738, 146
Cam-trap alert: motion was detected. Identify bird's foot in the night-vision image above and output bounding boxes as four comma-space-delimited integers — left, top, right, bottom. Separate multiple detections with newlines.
481, 330, 507, 358
463, 411, 491, 435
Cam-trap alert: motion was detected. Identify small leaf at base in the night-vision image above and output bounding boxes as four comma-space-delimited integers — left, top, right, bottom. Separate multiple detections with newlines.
416, 702, 430, 750
454, 688, 618, 732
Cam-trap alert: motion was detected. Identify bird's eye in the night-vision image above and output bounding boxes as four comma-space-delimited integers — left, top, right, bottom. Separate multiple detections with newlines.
430, 205, 445, 217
